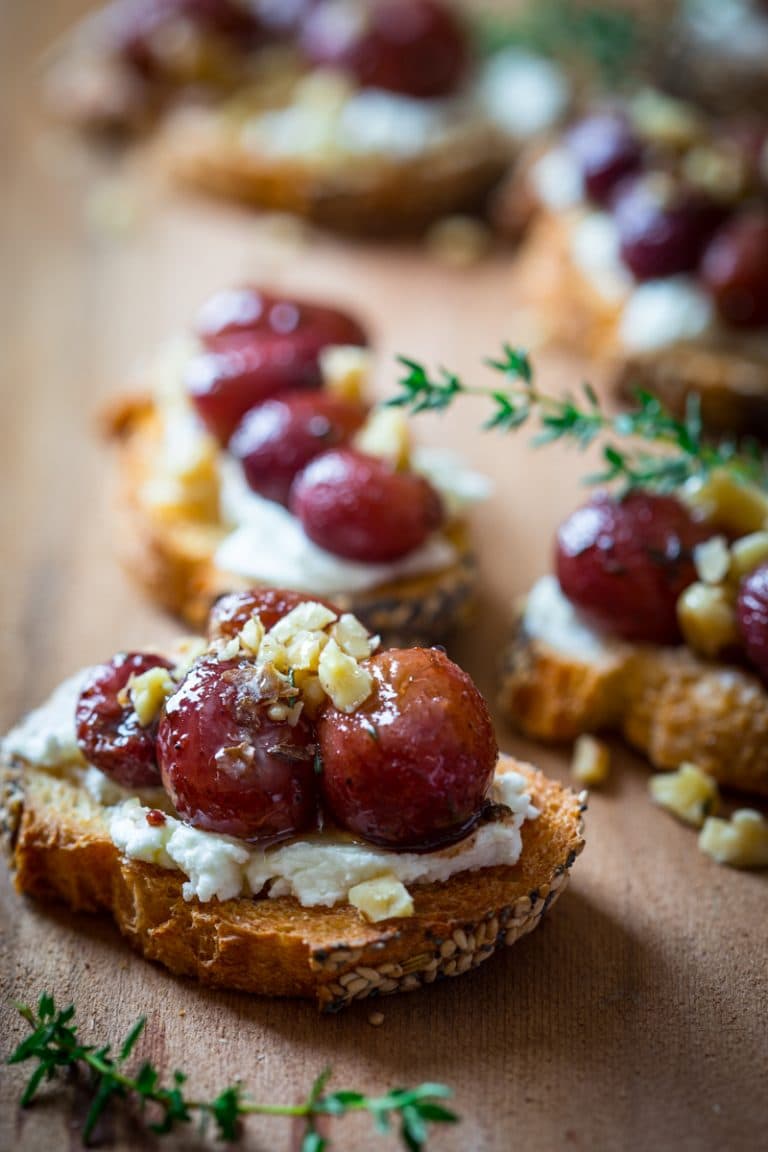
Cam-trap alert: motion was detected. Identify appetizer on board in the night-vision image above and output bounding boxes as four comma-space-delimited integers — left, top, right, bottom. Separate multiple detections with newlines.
47, 0, 569, 233
1, 591, 585, 1009
494, 90, 768, 436
106, 285, 489, 642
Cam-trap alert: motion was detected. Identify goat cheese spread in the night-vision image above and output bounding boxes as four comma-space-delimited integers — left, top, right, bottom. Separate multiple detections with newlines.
522, 575, 628, 662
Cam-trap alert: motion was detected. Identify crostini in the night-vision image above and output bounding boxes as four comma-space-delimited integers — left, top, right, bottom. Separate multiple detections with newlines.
494, 90, 768, 435
106, 285, 488, 643
2, 591, 585, 1009
47, 0, 569, 233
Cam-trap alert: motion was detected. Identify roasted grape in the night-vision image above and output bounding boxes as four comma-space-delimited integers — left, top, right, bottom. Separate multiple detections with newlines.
76, 653, 173, 788
157, 657, 318, 841
208, 587, 339, 640
299, 0, 468, 99
290, 448, 444, 562
701, 211, 768, 329
188, 288, 368, 442
556, 491, 712, 645
612, 176, 723, 281
317, 647, 497, 849
737, 563, 768, 681
110, 0, 262, 78
566, 113, 642, 206
229, 392, 367, 505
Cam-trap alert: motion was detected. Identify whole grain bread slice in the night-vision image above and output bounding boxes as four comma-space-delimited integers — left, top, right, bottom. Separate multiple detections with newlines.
1, 757, 585, 1010
499, 622, 768, 796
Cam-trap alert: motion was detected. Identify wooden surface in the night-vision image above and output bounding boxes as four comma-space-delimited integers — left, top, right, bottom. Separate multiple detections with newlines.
1, 4, 767, 1151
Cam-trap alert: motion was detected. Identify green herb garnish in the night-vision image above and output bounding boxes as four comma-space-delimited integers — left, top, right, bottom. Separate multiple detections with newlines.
9, 994, 458, 1149
474, 0, 644, 90
389, 345, 768, 494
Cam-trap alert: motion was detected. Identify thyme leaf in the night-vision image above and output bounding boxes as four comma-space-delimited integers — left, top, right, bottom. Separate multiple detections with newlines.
8, 994, 458, 1148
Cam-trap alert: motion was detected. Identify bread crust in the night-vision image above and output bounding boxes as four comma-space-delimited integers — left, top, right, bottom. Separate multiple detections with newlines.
1, 757, 585, 1010
160, 109, 508, 235
106, 397, 478, 642
500, 622, 768, 796
514, 211, 768, 438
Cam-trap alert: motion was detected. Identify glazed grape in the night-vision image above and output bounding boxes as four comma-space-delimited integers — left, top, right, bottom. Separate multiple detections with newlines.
229, 392, 367, 505
76, 653, 173, 788
188, 288, 368, 443
290, 448, 444, 562
613, 176, 723, 281
157, 657, 318, 841
566, 113, 642, 206
208, 587, 339, 640
299, 0, 468, 99
111, 0, 262, 78
701, 212, 768, 329
317, 647, 497, 849
556, 491, 712, 645
737, 563, 768, 681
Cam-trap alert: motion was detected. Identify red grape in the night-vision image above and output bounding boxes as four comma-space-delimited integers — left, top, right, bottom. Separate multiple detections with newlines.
157, 657, 318, 842
566, 113, 643, 206
299, 0, 468, 99
737, 563, 768, 681
188, 288, 368, 442
290, 448, 444, 562
555, 491, 712, 645
109, 0, 262, 78
76, 653, 173, 788
317, 647, 497, 849
208, 587, 340, 639
229, 392, 367, 505
613, 175, 723, 281
701, 211, 768, 329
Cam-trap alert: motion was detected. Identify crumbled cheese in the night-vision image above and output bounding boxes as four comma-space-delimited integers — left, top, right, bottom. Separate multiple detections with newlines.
693, 535, 731, 585
348, 875, 414, 922
729, 532, 768, 583
682, 470, 768, 535
677, 583, 738, 659
318, 638, 373, 713
238, 615, 265, 656
699, 809, 768, 869
320, 344, 371, 404
353, 407, 411, 470
650, 763, 719, 827
629, 89, 704, 149
571, 735, 611, 787
269, 601, 338, 641
331, 613, 378, 660
128, 667, 175, 727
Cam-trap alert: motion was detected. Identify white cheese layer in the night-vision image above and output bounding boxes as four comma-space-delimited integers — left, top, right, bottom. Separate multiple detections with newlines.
619, 277, 715, 353
522, 575, 628, 662
108, 766, 539, 906
215, 448, 489, 595
477, 49, 569, 140
2, 670, 92, 768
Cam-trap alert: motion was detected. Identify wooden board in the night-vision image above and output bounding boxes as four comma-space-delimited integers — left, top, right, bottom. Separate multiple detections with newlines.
1, 4, 766, 1151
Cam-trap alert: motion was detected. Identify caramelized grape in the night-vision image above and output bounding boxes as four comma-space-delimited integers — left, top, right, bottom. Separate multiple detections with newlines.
188, 288, 368, 442
157, 657, 318, 841
290, 448, 444, 562
208, 587, 339, 640
613, 176, 723, 281
737, 563, 768, 681
317, 648, 497, 849
229, 392, 367, 505
701, 211, 768, 329
76, 653, 172, 788
556, 491, 712, 645
110, 0, 262, 78
299, 0, 468, 99
566, 113, 642, 206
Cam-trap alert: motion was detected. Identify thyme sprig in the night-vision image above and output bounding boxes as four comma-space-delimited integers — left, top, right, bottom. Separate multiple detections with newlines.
389, 345, 768, 494
9, 994, 458, 1150
474, 0, 643, 89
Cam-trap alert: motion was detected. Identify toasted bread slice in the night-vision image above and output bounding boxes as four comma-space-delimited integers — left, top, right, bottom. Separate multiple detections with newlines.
105, 396, 478, 642
1, 756, 585, 1010
501, 201, 768, 438
160, 105, 508, 235
500, 615, 768, 796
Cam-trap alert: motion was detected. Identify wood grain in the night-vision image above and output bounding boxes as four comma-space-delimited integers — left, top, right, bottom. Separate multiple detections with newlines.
1, 3, 766, 1151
